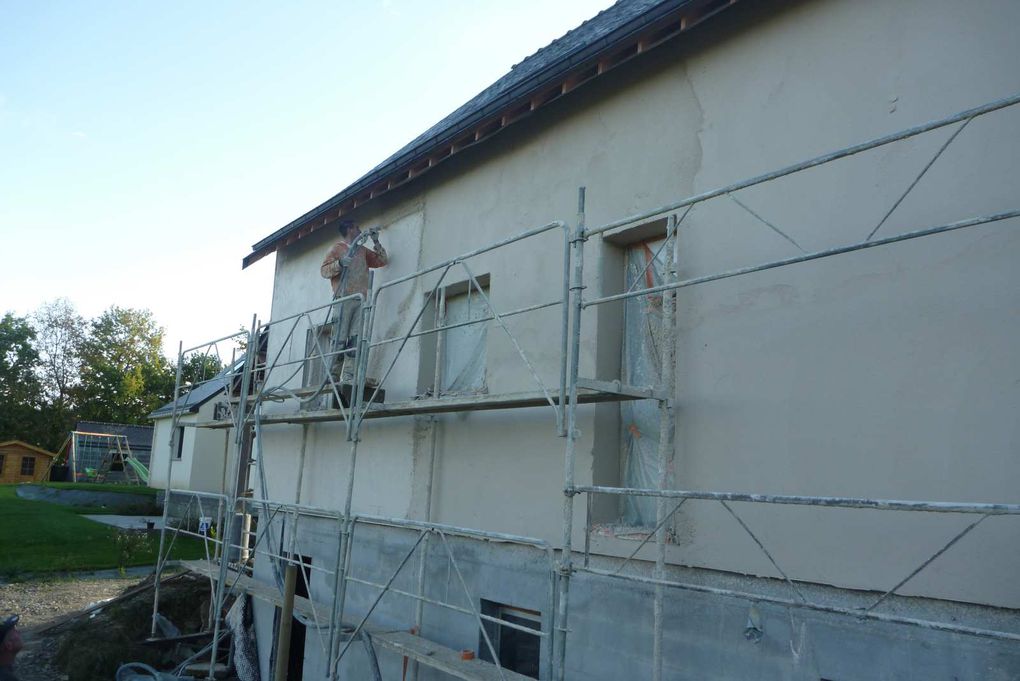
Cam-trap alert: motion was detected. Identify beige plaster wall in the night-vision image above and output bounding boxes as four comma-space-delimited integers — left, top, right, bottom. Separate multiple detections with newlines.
260, 0, 1020, 607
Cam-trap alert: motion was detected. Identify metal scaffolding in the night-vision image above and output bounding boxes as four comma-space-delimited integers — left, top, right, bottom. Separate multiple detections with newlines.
152, 91, 1020, 680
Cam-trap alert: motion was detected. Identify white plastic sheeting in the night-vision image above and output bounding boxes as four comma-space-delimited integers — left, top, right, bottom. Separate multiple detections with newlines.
621, 238, 672, 526
441, 286, 489, 394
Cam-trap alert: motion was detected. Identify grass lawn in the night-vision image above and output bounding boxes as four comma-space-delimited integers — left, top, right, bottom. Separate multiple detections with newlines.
0, 484, 206, 577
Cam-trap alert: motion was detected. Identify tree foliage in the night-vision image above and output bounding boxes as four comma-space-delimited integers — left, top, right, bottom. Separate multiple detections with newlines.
0, 313, 47, 444
1, 302, 217, 448
32, 298, 85, 407
75, 306, 175, 425
30, 299, 85, 448
180, 352, 226, 389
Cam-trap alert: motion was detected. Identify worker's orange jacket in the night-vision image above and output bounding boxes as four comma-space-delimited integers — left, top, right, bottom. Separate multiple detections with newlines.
320, 238, 388, 298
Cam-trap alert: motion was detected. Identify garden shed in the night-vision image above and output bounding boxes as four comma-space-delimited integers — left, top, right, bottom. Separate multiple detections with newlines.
0, 440, 57, 483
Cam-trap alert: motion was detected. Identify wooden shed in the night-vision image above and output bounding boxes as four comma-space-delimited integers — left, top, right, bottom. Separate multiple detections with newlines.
0, 440, 57, 484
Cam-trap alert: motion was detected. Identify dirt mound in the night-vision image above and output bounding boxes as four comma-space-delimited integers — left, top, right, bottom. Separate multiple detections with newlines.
3, 575, 138, 681
43, 574, 210, 681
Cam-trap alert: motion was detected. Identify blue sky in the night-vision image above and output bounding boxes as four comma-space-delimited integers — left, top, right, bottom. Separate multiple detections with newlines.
0, 0, 613, 351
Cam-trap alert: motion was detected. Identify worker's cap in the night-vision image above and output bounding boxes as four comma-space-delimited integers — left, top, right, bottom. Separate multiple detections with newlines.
337, 219, 357, 233
0, 615, 18, 643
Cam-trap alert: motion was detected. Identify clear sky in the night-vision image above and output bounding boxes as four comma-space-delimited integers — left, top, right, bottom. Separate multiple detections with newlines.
0, 0, 613, 353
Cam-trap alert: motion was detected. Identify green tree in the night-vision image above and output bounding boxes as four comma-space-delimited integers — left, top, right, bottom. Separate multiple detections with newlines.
32, 298, 85, 408
0, 312, 46, 444
179, 352, 226, 388
31, 299, 86, 449
75, 307, 175, 424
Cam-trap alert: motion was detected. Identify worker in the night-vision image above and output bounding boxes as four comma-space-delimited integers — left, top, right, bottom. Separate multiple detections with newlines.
0, 615, 23, 681
320, 219, 388, 383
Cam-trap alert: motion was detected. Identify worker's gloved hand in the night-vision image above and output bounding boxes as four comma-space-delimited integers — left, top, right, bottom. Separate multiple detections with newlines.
339, 254, 354, 268
368, 227, 381, 243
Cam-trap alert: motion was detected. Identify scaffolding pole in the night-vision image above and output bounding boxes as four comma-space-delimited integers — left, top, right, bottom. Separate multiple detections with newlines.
151, 340, 184, 639
651, 213, 678, 681
586, 91, 1020, 238
153, 90, 1020, 681
553, 188, 587, 681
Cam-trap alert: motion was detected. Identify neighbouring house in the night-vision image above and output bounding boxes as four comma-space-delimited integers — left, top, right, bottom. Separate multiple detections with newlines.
0, 440, 57, 484
148, 363, 242, 495
170, 0, 1018, 679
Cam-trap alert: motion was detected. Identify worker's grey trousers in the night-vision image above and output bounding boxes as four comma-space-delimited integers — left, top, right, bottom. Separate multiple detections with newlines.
329, 297, 362, 383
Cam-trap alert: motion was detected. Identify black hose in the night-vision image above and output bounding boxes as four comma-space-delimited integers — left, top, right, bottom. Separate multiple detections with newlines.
360, 629, 384, 681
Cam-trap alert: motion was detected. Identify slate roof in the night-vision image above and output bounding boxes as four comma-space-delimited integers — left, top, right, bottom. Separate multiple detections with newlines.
244, 0, 712, 267
357, 0, 670, 188
75, 421, 154, 453
148, 360, 242, 419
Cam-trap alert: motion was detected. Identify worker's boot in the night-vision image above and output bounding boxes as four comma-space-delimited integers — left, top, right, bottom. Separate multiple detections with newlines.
339, 335, 358, 384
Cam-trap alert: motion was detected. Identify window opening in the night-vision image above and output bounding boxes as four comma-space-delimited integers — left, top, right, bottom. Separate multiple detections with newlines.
21, 456, 35, 477
0, 454, 4, 474
479, 600, 541, 679
441, 283, 489, 395
621, 237, 672, 526
302, 323, 333, 389
301, 322, 350, 409
174, 427, 185, 460
282, 554, 312, 681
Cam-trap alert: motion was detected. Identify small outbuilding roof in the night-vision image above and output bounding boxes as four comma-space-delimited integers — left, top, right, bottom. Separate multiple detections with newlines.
243, 0, 735, 268
0, 440, 58, 458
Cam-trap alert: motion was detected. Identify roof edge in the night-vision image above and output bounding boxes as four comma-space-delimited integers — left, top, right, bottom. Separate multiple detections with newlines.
242, 0, 737, 269
147, 403, 202, 420
0, 440, 59, 458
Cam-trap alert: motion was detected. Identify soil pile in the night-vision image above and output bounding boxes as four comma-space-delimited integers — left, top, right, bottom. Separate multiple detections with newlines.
15, 574, 213, 681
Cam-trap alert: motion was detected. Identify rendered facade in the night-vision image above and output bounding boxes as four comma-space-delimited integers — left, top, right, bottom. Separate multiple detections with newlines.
159, 1, 1020, 679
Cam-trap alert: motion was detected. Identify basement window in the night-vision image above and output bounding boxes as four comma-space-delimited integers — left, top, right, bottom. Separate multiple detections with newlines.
479, 600, 541, 679
281, 554, 312, 681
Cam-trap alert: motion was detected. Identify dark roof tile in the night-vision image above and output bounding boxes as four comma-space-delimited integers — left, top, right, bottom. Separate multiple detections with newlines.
247, 0, 682, 262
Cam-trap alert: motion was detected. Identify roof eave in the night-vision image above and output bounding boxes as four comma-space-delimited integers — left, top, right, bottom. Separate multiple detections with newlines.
243, 0, 738, 269
147, 404, 202, 420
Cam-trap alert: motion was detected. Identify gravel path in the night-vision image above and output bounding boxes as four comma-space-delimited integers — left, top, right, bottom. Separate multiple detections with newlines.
0, 576, 140, 681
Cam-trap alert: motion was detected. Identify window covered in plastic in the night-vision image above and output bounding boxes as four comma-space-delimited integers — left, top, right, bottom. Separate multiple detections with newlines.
621, 238, 672, 526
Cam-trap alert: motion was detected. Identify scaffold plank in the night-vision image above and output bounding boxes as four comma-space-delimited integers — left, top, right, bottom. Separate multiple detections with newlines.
193, 381, 659, 428
180, 560, 318, 619
374, 630, 536, 681
180, 560, 535, 681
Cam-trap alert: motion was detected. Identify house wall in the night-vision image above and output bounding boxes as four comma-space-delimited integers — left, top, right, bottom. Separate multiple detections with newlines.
149, 400, 232, 494
253, 517, 1020, 681
254, 0, 1020, 664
